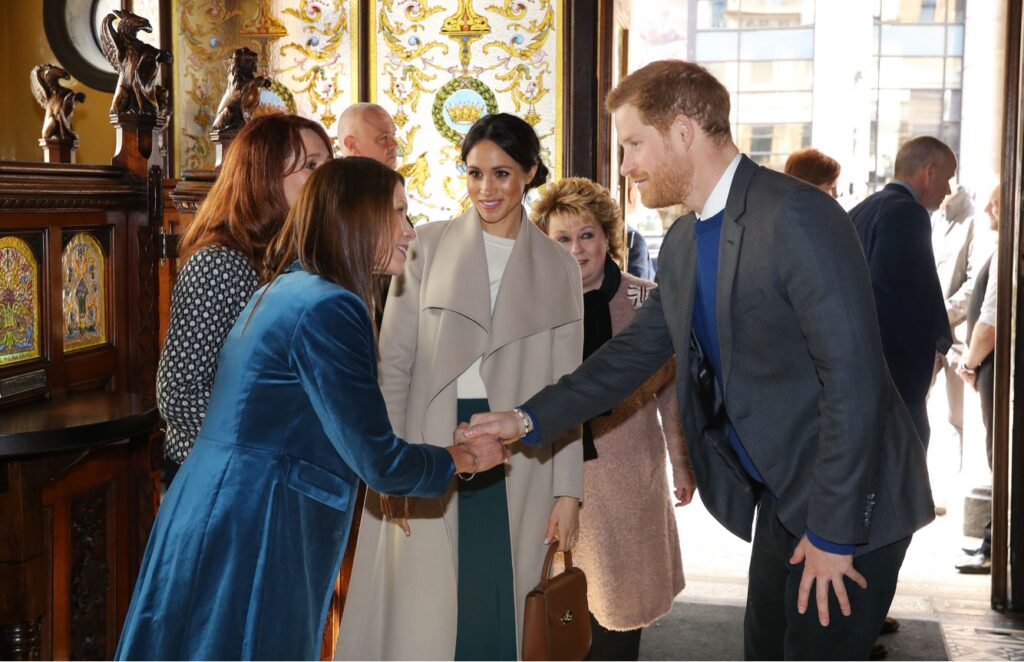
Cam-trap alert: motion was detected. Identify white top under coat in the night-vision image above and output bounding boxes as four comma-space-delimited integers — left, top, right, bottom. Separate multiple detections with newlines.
456, 231, 516, 399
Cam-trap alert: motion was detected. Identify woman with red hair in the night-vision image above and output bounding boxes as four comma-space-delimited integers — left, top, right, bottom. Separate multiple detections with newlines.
784, 147, 841, 198
158, 113, 332, 484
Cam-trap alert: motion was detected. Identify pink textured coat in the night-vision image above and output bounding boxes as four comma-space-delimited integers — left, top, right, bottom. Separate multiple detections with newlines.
574, 271, 692, 631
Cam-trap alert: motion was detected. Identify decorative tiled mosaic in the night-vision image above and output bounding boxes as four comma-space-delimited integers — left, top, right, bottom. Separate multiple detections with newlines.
172, 0, 359, 170
0, 236, 41, 365
62, 233, 107, 353
369, 0, 564, 221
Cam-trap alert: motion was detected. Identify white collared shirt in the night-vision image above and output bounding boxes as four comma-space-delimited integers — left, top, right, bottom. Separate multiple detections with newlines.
979, 249, 998, 327
697, 153, 743, 221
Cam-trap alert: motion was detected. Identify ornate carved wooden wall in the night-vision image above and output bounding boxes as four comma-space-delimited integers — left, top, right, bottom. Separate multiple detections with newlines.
0, 24, 165, 654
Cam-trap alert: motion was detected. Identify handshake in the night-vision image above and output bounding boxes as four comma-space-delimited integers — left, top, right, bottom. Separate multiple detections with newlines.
447, 409, 531, 476
388, 410, 547, 537
387, 409, 536, 541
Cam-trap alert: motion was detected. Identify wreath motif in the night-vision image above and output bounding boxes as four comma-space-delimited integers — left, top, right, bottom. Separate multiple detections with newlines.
252, 79, 297, 116
431, 76, 499, 145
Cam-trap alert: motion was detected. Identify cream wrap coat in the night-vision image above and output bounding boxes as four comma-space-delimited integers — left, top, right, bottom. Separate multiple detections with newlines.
337, 208, 584, 660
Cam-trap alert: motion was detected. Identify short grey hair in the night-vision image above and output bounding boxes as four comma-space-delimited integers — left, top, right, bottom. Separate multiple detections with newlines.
894, 136, 956, 177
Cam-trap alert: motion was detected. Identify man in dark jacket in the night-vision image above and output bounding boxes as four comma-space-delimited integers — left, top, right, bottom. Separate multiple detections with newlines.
849, 136, 955, 448
468, 60, 934, 660
626, 225, 655, 279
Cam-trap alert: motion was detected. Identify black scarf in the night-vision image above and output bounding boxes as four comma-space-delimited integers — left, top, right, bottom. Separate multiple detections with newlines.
581, 255, 622, 461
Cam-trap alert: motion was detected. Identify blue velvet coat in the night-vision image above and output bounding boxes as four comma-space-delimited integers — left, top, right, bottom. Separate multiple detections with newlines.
116, 264, 456, 661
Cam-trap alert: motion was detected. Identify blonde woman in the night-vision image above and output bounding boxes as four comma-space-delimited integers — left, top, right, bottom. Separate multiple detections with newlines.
338, 114, 584, 660
533, 177, 694, 660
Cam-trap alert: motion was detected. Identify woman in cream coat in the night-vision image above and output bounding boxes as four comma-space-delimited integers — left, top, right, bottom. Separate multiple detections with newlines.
338, 113, 584, 661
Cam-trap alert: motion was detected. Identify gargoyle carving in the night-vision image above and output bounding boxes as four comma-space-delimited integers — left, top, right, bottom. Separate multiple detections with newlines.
100, 10, 173, 119
30, 64, 86, 141
211, 47, 271, 134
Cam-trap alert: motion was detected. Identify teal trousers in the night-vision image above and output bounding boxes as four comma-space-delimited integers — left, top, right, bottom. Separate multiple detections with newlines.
454, 398, 518, 661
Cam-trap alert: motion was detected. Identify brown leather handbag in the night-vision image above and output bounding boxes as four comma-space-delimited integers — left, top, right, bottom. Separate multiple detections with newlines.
522, 544, 592, 661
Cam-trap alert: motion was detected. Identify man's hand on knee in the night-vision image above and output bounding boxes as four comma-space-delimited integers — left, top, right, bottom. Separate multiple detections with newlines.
789, 535, 868, 626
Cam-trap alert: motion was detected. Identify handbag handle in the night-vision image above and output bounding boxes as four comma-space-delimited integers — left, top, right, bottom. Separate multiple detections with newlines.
538, 543, 573, 586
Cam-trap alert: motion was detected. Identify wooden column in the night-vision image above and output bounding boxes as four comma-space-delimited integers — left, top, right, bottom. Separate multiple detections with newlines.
38, 139, 77, 165
110, 114, 165, 177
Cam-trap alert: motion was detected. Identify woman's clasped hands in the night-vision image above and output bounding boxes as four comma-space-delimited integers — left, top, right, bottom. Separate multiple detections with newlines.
384, 424, 511, 537
450, 422, 511, 476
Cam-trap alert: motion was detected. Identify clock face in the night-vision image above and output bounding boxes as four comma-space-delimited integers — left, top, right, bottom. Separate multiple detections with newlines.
90, 0, 121, 55
43, 0, 164, 92
92, 0, 162, 50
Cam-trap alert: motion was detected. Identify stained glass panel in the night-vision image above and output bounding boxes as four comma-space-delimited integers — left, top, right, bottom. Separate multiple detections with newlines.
368, 0, 565, 222
173, 1, 359, 170
63, 233, 108, 352
0, 236, 42, 365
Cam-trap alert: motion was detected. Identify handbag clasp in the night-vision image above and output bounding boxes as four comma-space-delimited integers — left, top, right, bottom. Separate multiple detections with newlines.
560, 610, 574, 625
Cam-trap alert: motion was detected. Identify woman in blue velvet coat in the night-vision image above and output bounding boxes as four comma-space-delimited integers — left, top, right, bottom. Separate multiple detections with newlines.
115, 157, 507, 661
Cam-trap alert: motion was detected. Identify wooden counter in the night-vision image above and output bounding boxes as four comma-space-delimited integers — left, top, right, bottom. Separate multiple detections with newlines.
0, 391, 160, 660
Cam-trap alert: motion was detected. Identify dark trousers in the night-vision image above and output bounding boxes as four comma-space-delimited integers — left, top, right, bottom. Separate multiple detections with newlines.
454, 399, 517, 661
744, 494, 910, 660
978, 353, 994, 558
978, 355, 994, 470
586, 613, 642, 661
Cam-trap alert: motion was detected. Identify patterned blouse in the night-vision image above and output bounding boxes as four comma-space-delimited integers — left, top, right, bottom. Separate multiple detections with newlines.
157, 245, 260, 463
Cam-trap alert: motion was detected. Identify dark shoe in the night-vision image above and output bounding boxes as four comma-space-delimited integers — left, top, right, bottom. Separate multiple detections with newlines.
962, 545, 981, 555
870, 641, 889, 660
955, 552, 992, 574
880, 616, 900, 634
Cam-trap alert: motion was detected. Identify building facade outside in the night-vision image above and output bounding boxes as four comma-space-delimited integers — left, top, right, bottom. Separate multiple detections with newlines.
621, 0, 1005, 241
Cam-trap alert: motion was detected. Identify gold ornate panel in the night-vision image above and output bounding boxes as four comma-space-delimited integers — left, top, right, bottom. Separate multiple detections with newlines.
172, 0, 360, 171
0, 236, 42, 366
62, 233, 108, 353
370, 0, 565, 221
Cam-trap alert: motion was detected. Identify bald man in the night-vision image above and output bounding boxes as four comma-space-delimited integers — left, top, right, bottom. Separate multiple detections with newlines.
337, 103, 398, 169
850, 136, 955, 449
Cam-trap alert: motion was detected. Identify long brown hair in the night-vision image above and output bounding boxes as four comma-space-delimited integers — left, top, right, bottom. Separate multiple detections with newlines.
263, 156, 404, 326
178, 113, 332, 276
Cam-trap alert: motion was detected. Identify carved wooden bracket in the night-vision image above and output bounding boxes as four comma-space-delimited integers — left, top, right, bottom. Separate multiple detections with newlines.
99, 10, 173, 179
100, 11, 172, 120
30, 64, 86, 164
209, 47, 270, 166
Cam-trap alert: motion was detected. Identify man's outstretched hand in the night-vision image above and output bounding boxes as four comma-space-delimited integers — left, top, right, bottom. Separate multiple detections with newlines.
465, 411, 525, 445
449, 422, 510, 474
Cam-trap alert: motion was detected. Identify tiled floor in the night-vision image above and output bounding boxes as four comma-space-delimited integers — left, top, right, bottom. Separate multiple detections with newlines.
943, 625, 1024, 661
671, 369, 1024, 660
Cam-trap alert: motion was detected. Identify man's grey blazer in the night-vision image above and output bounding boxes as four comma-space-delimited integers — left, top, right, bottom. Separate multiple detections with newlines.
525, 155, 935, 553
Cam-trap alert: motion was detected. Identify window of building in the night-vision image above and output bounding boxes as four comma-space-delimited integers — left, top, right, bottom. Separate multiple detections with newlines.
694, 0, 816, 171
620, 0, 971, 245
870, 0, 965, 187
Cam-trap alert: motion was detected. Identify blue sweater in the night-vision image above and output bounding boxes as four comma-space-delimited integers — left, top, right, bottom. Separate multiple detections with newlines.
692, 211, 853, 555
